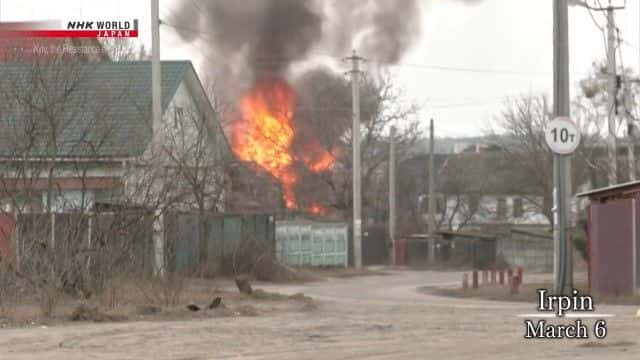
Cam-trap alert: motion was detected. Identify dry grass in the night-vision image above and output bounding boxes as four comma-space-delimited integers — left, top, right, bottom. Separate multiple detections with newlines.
0, 276, 317, 328
0, 262, 382, 328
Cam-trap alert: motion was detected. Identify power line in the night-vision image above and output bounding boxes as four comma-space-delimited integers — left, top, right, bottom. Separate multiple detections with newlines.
430, 101, 503, 109
374, 61, 549, 77
160, 18, 554, 78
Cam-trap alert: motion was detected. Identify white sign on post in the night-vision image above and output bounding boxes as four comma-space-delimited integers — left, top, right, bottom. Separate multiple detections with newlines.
545, 117, 581, 155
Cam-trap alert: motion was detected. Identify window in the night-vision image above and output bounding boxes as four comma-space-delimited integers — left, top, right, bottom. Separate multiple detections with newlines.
43, 190, 94, 213
497, 197, 507, 219
513, 197, 524, 218
174, 106, 184, 128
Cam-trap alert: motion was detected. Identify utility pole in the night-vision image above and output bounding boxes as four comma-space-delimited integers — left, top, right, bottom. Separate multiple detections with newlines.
628, 125, 636, 180
625, 77, 636, 180
346, 50, 365, 269
151, 0, 164, 277
553, 0, 573, 293
388, 126, 396, 265
607, 5, 618, 185
427, 119, 436, 263
574, 1, 626, 184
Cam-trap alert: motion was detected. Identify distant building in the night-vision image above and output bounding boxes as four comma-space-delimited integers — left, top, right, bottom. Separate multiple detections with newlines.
398, 149, 551, 235
437, 151, 550, 232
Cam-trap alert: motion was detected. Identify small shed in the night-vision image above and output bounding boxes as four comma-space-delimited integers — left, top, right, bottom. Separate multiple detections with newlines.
399, 232, 496, 268
577, 180, 640, 296
400, 234, 442, 266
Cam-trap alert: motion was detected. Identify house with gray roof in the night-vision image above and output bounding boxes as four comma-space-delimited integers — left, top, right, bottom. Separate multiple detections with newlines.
438, 151, 551, 232
0, 60, 232, 213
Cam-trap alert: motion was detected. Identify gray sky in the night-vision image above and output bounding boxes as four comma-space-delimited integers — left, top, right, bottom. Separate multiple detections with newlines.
3, 0, 639, 137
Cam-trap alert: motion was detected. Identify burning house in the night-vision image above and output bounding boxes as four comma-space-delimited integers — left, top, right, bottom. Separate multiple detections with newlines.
169, 0, 423, 218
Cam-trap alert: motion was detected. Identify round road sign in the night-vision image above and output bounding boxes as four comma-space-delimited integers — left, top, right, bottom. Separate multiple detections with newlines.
544, 117, 581, 155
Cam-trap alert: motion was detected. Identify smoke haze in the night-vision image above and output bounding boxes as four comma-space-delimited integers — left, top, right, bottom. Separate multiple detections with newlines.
169, 0, 423, 92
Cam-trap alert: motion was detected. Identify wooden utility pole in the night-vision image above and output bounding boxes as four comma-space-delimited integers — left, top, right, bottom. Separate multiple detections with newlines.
388, 126, 396, 265
552, 0, 572, 293
151, 0, 165, 277
606, 5, 618, 185
346, 50, 365, 268
568, 0, 627, 293
427, 119, 436, 263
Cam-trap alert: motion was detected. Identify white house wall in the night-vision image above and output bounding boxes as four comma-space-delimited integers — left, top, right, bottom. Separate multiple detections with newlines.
440, 195, 549, 230
130, 72, 227, 211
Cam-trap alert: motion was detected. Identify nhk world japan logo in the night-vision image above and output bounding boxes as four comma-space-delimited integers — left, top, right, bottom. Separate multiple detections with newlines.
0, 19, 138, 38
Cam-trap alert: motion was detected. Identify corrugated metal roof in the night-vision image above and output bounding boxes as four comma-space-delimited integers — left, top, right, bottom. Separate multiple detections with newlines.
575, 180, 640, 198
0, 60, 190, 158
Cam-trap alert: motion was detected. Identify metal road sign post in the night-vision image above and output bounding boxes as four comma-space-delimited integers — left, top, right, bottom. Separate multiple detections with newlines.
546, 115, 580, 295
545, 117, 581, 155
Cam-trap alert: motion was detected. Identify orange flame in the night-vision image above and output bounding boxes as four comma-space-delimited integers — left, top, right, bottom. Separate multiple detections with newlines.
302, 150, 335, 173
232, 78, 336, 213
309, 203, 327, 216
233, 80, 298, 208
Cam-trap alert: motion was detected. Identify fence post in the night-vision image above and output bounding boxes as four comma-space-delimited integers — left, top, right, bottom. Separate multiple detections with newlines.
152, 209, 165, 277
517, 266, 524, 284
14, 214, 20, 272
510, 274, 521, 295
220, 217, 225, 261
472, 270, 479, 289
86, 214, 93, 274
50, 212, 56, 248
343, 227, 348, 267
499, 269, 505, 285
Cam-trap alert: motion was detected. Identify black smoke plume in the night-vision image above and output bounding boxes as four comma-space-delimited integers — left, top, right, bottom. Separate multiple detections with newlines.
168, 0, 423, 93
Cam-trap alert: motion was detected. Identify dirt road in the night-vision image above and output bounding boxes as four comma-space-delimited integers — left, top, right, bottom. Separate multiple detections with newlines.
1, 270, 638, 359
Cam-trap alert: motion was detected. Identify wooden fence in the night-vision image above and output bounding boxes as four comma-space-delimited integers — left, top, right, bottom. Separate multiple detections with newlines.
13, 212, 276, 276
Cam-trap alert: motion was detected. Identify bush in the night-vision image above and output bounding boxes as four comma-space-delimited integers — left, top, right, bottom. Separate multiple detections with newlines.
574, 235, 588, 262
220, 236, 308, 283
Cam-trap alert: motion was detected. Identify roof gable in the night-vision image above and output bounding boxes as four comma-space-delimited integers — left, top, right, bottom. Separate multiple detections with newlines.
0, 60, 190, 158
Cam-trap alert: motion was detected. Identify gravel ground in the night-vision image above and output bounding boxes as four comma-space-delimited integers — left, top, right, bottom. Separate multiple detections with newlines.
1, 270, 638, 359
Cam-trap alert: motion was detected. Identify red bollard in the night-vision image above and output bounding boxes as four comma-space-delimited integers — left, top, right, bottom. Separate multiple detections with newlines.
499, 269, 505, 285
510, 275, 521, 295
482, 270, 488, 285
472, 270, 479, 289
517, 266, 524, 284
507, 268, 513, 285
462, 274, 469, 289
490, 269, 496, 284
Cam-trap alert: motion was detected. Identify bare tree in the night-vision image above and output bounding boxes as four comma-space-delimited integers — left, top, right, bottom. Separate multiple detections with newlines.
159, 103, 232, 271
438, 156, 492, 231
294, 70, 420, 221
487, 90, 610, 227
486, 95, 554, 225
99, 38, 150, 61
0, 57, 187, 314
